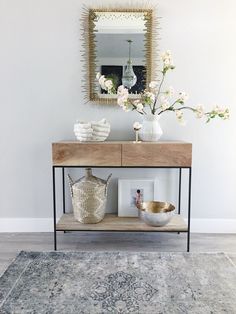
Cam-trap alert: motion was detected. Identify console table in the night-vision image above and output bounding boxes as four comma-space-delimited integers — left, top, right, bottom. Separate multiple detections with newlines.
52, 141, 192, 251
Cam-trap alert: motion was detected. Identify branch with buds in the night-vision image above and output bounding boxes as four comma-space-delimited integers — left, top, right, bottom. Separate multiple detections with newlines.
96, 50, 229, 125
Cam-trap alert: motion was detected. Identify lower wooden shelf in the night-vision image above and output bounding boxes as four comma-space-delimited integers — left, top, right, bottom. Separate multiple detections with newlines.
56, 213, 187, 232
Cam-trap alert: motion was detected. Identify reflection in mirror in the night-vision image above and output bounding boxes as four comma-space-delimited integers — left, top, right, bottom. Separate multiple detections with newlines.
94, 12, 147, 98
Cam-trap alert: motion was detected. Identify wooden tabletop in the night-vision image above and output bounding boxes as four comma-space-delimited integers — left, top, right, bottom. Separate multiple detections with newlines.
53, 140, 191, 144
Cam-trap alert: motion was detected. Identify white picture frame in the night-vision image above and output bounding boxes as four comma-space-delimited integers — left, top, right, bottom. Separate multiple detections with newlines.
118, 179, 156, 217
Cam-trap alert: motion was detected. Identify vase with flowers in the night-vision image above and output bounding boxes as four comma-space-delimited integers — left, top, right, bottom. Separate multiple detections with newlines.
97, 51, 229, 141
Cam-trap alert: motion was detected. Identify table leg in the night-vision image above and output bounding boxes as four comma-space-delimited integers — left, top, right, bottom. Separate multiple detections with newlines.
178, 168, 182, 215
178, 168, 182, 235
62, 167, 65, 214
52, 166, 57, 251
187, 167, 192, 252
62, 168, 67, 234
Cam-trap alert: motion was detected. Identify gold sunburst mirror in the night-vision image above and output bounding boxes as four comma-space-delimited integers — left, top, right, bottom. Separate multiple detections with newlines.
81, 5, 159, 104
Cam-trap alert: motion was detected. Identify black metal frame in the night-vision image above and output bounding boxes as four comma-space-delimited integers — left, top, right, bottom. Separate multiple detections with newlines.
52, 166, 192, 252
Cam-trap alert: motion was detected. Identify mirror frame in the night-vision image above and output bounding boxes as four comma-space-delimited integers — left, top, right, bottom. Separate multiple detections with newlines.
81, 6, 159, 104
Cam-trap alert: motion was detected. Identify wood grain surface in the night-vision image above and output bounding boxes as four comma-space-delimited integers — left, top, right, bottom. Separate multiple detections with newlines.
52, 141, 192, 167
56, 213, 188, 232
122, 142, 192, 167
52, 142, 122, 166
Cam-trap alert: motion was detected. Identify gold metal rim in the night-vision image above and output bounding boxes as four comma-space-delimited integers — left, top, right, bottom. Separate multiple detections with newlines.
138, 201, 175, 213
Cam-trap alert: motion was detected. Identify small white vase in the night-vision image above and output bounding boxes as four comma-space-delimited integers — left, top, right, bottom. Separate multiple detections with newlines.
139, 114, 163, 142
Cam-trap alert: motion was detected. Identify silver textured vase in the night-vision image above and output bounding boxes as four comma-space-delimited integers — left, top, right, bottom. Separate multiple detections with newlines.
68, 168, 112, 224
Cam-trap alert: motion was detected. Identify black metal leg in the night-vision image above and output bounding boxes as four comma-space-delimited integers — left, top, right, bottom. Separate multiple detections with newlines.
62, 167, 67, 234
187, 167, 192, 252
52, 166, 57, 251
62, 167, 65, 214
178, 168, 182, 215
177, 168, 182, 234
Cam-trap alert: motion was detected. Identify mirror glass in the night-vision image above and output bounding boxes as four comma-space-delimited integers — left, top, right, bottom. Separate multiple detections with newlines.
89, 10, 153, 103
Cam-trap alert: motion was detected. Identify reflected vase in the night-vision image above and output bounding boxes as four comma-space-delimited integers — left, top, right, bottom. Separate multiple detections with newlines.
139, 114, 163, 142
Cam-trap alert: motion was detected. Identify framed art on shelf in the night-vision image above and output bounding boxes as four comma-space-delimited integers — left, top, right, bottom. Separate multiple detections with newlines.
118, 179, 156, 217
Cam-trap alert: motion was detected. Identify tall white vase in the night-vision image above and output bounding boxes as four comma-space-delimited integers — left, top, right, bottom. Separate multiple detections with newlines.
139, 114, 163, 142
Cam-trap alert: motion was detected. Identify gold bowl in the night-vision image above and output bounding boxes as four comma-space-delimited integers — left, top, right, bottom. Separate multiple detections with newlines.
137, 201, 175, 227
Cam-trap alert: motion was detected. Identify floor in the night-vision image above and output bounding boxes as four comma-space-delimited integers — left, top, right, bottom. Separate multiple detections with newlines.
0, 232, 236, 276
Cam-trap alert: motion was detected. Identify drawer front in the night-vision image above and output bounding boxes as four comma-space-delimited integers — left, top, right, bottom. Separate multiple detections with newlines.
122, 143, 192, 167
52, 143, 122, 166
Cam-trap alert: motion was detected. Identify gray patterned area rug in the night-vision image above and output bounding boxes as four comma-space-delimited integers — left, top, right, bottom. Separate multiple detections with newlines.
0, 252, 236, 314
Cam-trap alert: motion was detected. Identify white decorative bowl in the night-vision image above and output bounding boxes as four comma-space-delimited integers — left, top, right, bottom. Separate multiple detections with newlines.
74, 118, 110, 142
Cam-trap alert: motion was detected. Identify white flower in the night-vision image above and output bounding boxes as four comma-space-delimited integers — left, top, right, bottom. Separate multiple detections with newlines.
195, 104, 205, 119
98, 75, 106, 89
117, 95, 128, 107
117, 85, 125, 94
97, 73, 115, 94
122, 103, 131, 112
136, 103, 144, 112
223, 108, 230, 120
159, 95, 170, 110
165, 86, 175, 97
208, 106, 230, 120
149, 81, 158, 89
213, 105, 220, 114
213, 106, 230, 120
117, 98, 124, 106
175, 110, 186, 126
144, 91, 155, 103
133, 99, 144, 112
164, 58, 171, 66
117, 85, 129, 106
104, 79, 113, 90
161, 50, 171, 60
161, 100, 170, 111
161, 50, 174, 70
175, 110, 183, 119
179, 91, 189, 102
133, 122, 142, 130
117, 85, 129, 97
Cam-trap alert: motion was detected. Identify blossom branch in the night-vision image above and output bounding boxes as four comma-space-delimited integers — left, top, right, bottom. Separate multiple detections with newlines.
96, 50, 229, 125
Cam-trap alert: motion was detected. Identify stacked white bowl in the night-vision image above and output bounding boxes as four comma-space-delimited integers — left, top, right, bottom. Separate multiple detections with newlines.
74, 118, 110, 141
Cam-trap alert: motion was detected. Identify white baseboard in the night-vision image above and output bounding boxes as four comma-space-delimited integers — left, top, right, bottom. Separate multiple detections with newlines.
0, 218, 236, 233
0, 218, 54, 232
188, 219, 236, 233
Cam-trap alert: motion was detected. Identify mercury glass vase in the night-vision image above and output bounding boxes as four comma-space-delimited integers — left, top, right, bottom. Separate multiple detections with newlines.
139, 114, 163, 142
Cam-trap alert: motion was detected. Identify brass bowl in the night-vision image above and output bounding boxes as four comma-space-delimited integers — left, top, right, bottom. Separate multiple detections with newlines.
137, 201, 175, 227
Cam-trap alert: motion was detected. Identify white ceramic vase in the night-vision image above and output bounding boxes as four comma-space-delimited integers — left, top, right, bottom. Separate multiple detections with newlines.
139, 114, 163, 142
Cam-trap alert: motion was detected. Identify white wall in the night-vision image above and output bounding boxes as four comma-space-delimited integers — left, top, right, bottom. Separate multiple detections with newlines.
0, 0, 236, 232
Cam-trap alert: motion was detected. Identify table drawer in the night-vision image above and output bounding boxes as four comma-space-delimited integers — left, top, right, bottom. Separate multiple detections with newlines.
122, 143, 192, 167
52, 143, 122, 166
